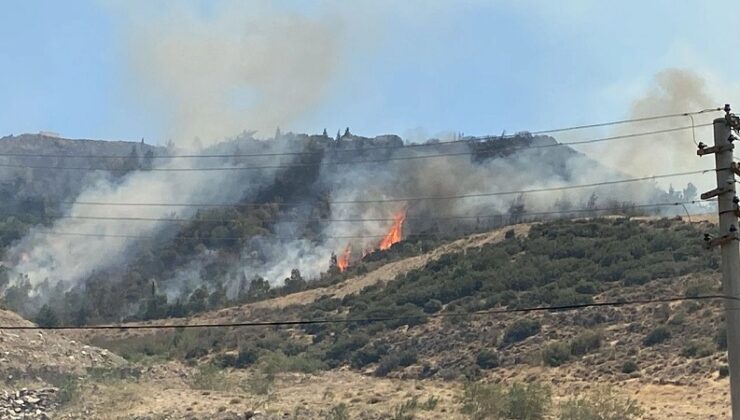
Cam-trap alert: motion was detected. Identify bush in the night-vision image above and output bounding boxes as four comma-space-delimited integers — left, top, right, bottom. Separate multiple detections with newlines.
642, 326, 670, 346
35, 304, 60, 328
719, 365, 730, 378
503, 319, 541, 345
350, 343, 388, 369
244, 374, 273, 395
325, 333, 369, 361
374, 350, 418, 377
216, 345, 259, 369
375, 354, 401, 377
716, 324, 728, 350
542, 342, 570, 367
622, 269, 650, 286
398, 350, 418, 367
235, 346, 259, 367
506, 382, 551, 420
569, 331, 602, 356
326, 403, 350, 420
257, 351, 327, 375
461, 382, 506, 419
57, 376, 79, 405
559, 386, 642, 420
475, 350, 500, 369
681, 340, 715, 358
190, 364, 233, 391
423, 299, 443, 314
621, 361, 638, 374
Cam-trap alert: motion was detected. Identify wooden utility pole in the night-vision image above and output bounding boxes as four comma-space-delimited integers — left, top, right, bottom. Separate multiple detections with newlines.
699, 104, 740, 419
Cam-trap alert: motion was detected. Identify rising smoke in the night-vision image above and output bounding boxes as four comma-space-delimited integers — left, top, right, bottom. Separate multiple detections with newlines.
1, 5, 714, 314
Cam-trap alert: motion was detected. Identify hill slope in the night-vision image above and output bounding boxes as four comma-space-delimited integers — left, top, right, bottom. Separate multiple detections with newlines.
46, 216, 730, 419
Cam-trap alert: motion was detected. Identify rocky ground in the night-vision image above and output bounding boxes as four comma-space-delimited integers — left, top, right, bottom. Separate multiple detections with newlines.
0, 387, 58, 419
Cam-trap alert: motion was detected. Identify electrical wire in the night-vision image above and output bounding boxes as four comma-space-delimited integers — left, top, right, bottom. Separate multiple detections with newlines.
0, 124, 713, 172
18, 199, 710, 242
1, 294, 732, 330
18, 199, 711, 225
0, 109, 721, 160
46, 168, 716, 209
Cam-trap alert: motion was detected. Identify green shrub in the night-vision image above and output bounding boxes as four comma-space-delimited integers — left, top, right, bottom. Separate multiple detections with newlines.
257, 351, 327, 375
642, 326, 670, 346
190, 364, 233, 391
559, 386, 642, 420
325, 333, 369, 361
35, 304, 60, 328
460, 381, 551, 419
622, 269, 650, 286
506, 382, 552, 420
375, 354, 401, 377
621, 360, 638, 374
423, 299, 443, 314
684, 278, 716, 298
326, 403, 350, 420
398, 351, 418, 367
543, 342, 570, 367
681, 339, 715, 358
475, 350, 500, 369
503, 319, 541, 345
719, 365, 730, 378
350, 343, 388, 369
716, 324, 728, 350
57, 376, 79, 405
569, 331, 602, 356
244, 374, 273, 396
460, 382, 506, 419
215, 345, 259, 369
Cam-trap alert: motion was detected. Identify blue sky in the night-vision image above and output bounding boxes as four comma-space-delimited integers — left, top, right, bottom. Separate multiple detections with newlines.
0, 0, 738, 144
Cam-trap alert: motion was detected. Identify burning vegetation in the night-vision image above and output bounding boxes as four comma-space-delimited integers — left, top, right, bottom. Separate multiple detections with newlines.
379, 210, 407, 251
337, 243, 352, 272
335, 209, 407, 272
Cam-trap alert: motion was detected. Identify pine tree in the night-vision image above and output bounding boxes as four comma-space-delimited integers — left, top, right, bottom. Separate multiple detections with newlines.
35, 304, 59, 328
143, 150, 155, 170
123, 145, 140, 171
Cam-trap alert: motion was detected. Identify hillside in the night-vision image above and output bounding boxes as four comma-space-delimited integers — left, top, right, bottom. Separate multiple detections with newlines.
0, 133, 163, 200
2, 129, 695, 328
35, 216, 728, 419
0, 133, 164, 258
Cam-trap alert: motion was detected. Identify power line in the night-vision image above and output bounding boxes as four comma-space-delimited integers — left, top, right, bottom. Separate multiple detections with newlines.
0, 109, 719, 160
2, 294, 732, 330
20, 200, 709, 242
0, 124, 713, 172
22, 199, 710, 224
51, 168, 715, 209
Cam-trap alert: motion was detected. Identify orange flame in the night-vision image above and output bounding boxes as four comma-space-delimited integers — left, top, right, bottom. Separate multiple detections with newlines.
378, 210, 406, 250
337, 243, 352, 272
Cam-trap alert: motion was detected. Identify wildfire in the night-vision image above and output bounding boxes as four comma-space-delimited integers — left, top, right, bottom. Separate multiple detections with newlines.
333, 209, 407, 273
337, 243, 352, 272
378, 210, 406, 250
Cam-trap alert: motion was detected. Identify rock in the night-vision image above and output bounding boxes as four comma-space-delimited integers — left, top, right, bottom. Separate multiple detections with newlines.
0, 386, 59, 419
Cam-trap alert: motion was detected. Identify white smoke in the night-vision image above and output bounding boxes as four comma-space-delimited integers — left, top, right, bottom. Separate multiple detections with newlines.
117, 1, 339, 145
4, 1, 724, 313
5, 1, 339, 292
